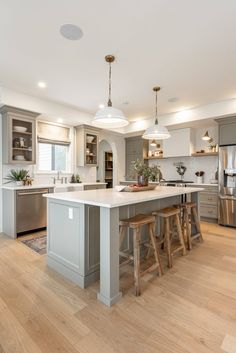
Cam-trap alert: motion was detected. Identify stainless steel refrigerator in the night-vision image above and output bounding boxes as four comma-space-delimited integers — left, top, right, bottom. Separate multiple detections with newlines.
219, 145, 236, 227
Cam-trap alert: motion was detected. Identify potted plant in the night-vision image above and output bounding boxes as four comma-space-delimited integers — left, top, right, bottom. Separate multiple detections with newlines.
131, 160, 151, 186
4, 169, 29, 185
149, 165, 162, 182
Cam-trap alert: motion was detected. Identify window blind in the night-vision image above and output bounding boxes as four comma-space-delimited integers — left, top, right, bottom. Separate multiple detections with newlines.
37, 121, 71, 145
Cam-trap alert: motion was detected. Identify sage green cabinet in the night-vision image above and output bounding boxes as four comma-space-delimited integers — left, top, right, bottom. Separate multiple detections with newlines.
125, 136, 148, 180
217, 116, 236, 146
76, 125, 100, 167
0, 105, 39, 165
47, 199, 101, 288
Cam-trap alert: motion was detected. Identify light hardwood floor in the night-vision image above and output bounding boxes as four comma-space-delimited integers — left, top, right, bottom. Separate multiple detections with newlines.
0, 222, 236, 353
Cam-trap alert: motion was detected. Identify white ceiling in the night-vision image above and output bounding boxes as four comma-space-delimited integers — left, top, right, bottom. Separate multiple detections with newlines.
1, 0, 236, 122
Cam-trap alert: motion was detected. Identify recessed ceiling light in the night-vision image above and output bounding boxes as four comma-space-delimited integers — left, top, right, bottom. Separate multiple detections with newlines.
38, 81, 47, 88
60, 24, 83, 41
168, 97, 179, 103
99, 104, 105, 109
57, 118, 63, 123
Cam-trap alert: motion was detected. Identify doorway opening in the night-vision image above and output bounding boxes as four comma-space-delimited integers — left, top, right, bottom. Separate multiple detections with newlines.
97, 140, 113, 188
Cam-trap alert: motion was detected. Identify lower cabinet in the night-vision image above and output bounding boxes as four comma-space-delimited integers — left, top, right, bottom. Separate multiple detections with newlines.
47, 200, 100, 288
189, 185, 218, 221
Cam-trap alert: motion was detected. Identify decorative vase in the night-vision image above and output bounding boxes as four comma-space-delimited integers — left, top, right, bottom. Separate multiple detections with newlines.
137, 175, 148, 186
196, 176, 203, 184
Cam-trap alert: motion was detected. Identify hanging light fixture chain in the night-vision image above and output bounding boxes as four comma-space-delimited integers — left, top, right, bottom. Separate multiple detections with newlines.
108, 61, 112, 107
153, 86, 160, 125
155, 90, 158, 124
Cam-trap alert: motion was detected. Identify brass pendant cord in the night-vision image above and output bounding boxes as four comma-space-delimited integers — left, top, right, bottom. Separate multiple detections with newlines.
108, 62, 112, 107
155, 90, 158, 125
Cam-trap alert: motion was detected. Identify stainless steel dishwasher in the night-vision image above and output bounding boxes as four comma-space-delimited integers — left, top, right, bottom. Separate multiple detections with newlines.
16, 188, 53, 234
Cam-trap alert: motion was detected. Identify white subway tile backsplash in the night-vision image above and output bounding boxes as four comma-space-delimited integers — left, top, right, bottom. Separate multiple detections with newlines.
149, 156, 218, 183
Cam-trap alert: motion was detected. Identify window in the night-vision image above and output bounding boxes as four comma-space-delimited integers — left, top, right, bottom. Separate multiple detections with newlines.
37, 121, 71, 172
38, 143, 69, 172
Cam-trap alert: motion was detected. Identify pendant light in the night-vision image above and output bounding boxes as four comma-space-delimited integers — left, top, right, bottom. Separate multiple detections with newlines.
202, 130, 211, 141
150, 140, 157, 146
142, 87, 170, 140
92, 55, 129, 128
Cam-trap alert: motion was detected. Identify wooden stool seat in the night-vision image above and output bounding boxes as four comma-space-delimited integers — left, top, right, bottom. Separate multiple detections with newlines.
177, 202, 196, 209
152, 207, 186, 268
153, 207, 180, 218
119, 214, 155, 228
175, 202, 203, 250
119, 214, 163, 296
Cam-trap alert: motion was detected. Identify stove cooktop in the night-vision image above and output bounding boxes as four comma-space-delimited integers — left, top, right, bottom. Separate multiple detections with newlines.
165, 180, 194, 184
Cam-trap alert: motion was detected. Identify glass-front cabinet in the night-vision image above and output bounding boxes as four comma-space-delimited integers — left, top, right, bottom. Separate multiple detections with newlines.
76, 125, 99, 167
0, 106, 39, 164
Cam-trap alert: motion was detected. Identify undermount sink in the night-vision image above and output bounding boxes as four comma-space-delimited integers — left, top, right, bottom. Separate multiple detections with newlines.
54, 184, 83, 193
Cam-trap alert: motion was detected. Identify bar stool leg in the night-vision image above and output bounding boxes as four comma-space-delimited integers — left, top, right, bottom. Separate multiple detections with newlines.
175, 213, 187, 256
192, 207, 203, 243
119, 226, 126, 248
149, 223, 163, 276
133, 227, 141, 296
184, 208, 192, 250
165, 218, 172, 268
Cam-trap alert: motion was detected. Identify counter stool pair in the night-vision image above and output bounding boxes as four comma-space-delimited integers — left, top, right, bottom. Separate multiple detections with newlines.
119, 202, 203, 296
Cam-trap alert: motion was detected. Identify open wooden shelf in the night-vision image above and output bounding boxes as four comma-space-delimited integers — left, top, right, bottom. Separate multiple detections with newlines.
191, 152, 218, 157
144, 156, 164, 160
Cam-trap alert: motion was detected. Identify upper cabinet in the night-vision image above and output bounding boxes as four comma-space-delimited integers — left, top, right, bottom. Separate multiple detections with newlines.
0, 105, 39, 165
76, 125, 100, 167
216, 117, 236, 146
163, 128, 195, 158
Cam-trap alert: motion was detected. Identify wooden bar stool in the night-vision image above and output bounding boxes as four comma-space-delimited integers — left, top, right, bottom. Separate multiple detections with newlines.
176, 202, 203, 250
152, 207, 186, 268
119, 214, 163, 296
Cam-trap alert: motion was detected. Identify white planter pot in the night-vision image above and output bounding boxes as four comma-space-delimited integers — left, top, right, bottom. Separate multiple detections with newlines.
16, 181, 24, 186
196, 176, 203, 184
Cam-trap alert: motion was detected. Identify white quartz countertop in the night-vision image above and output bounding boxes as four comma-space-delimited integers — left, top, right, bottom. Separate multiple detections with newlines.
1, 182, 106, 190
120, 180, 218, 187
44, 186, 204, 208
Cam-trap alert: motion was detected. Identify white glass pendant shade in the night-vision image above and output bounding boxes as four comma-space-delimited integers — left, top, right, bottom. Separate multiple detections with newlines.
93, 106, 129, 128
202, 130, 211, 141
92, 54, 128, 129
142, 86, 170, 140
142, 123, 170, 140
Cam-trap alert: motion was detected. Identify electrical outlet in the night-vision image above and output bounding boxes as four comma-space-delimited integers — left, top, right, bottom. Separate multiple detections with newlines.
68, 208, 73, 220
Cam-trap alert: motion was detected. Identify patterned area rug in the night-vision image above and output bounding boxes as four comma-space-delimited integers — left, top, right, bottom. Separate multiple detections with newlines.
20, 235, 47, 255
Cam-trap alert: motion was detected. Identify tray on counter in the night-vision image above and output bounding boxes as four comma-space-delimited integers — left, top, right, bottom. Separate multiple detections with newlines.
124, 185, 156, 192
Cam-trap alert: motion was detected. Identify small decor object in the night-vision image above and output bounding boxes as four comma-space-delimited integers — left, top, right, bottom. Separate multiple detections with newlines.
174, 162, 187, 180
70, 174, 81, 183
23, 175, 34, 186
131, 160, 151, 186
4, 169, 29, 185
195, 171, 205, 184
149, 165, 162, 182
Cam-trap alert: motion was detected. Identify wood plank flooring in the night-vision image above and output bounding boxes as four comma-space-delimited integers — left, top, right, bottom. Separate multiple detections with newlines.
0, 222, 236, 353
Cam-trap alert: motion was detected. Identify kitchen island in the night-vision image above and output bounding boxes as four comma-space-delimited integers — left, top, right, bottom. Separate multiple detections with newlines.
44, 186, 203, 306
